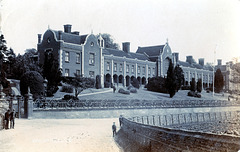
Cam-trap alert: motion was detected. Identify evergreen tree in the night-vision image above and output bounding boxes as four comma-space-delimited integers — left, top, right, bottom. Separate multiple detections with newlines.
20, 71, 45, 99
190, 78, 196, 92
0, 33, 15, 93
97, 33, 120, 49
43, 50, 62, 96
65, 73, 95, 97
11, 48, 42, 80
165, 59, 176, 98
197, 78, 202, 93
174, 65, 184, 91
96, 75, 101, 89
214, 68, 224, 93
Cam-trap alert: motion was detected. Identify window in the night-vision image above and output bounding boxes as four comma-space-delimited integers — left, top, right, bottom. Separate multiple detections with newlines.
126, 65, 129, 73
65, 69, 69, 77
138, 66, 140, 74
131, 65, 134, 73
119, 64, 123, 72
107, 62, 110, 71
65, 52, 69, 62
142, 67, 145, 75
91, 42, 94, 46
89, 71, 94, 77
148, 67, 151, 75
153, 68, 155, 76
89, 53, 95, 65
76, 53, 80, 63
114, 63, 117, 72
76, 70, 80, 76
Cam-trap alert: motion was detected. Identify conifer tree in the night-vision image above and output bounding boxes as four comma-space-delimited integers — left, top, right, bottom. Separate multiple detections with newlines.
214, 68, 224, 93
165, 59, 176, 98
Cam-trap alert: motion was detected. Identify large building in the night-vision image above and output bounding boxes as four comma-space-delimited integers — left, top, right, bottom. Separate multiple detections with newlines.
37, 24, 214, 88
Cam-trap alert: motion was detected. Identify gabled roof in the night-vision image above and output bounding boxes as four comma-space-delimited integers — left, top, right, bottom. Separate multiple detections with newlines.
136, 45, 165, 57
103, 48, 149, 61
53, 30, 88, 45
178, 61, 213, 71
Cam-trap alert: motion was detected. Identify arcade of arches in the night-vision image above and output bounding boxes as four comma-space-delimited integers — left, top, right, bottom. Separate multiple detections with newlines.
104, 74, 147, 87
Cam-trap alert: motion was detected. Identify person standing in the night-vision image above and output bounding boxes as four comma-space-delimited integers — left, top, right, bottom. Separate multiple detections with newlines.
119, 115, 123, 127
4, 109, 10, 129
113, 85, 116, 93
112, 122, 116, 137
10, 109, 16, 129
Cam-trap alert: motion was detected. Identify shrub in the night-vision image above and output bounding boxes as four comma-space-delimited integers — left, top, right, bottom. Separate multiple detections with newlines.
187, 91, 201, 98
181, 85, 190, 90
190, 78, 196, 92
131, 77, 139, 89
146, 77, 167, 93
197, 79, 202, 93
104, 82, 111, 88
187, 91, 195, 97
118, 88, 130, 95
60, 85, 73, 93
62, 94, 78, 100
129, 88, 137, 93
20, 71, 45, 99
96, 75, 101, 89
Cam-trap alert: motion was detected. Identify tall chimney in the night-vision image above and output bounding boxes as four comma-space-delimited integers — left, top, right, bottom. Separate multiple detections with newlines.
122, 42, 130, 53
186, 56, 193, 64
217, 59, 222, 66
199, 58, 204, 66
58, 31, 62, 40
64, 24, 72, 33
38, 34, 42, 44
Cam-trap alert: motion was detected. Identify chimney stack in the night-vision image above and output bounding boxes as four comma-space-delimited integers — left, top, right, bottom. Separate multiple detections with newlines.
217, 59, 222, 66
64, 24, 72, 33
58, 31, 63, 40
199, 58, 204, 66
122, 42, 130, 53
186, 56, 193, 64
38, 34, 42, 44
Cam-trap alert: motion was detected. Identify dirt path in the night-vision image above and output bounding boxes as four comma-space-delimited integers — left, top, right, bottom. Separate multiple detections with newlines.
0, 119, 122, 152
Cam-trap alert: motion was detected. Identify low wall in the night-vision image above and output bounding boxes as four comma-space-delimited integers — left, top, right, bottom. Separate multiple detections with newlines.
33, 106, 240, 119
0, 100, 9, 130
115, 117, 240, 152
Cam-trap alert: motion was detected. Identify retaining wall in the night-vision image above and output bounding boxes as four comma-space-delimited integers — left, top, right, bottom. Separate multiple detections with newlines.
0, 101, 9, 130
115, 117, 240, 152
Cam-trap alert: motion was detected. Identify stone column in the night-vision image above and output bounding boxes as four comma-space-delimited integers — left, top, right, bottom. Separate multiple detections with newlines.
146, 64, 149, 84
81, 45, 85, 76
207, 73, 210, 87
123, 60, 126, 87
24, 87, 33, 119
111, 59, 114, 84
188, 70, 190, 85
135, 63, 138, 78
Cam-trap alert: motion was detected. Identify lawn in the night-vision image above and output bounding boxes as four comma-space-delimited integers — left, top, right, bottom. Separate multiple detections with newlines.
51, 86, 229, 101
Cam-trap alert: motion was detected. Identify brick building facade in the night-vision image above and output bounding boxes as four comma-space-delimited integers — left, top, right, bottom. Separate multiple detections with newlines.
37, 24, 214, 88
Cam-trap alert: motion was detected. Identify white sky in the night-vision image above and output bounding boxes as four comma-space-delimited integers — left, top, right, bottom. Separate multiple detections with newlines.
0, 0, 240, 64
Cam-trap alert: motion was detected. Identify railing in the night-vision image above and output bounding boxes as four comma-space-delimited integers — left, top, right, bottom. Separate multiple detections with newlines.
129, 111, 240, 127
33, 99, 240, 110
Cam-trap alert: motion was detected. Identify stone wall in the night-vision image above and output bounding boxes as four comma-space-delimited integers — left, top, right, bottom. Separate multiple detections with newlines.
115, 117, 240, 152
0, 100, 9, 130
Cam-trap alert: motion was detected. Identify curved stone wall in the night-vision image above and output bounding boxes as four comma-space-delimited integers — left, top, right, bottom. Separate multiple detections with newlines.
115, 117, 240, 152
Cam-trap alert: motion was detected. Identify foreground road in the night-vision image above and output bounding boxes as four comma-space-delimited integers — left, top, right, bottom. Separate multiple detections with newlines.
0, 119, 122, 152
